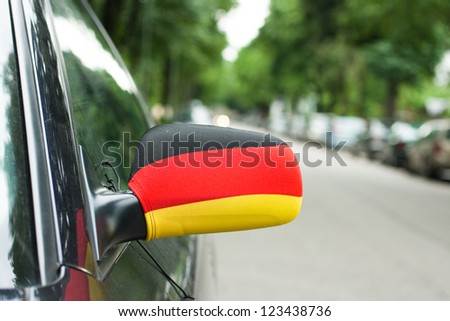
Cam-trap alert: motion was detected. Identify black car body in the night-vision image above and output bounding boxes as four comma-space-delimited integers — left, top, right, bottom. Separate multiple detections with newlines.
0, 0, 213, 300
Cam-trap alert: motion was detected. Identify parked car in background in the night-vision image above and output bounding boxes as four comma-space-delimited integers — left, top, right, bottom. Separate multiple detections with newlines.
381, 121, 419, 167
355, 118, 388, 159
327, 116, 366, 149
407, 119, 450, 179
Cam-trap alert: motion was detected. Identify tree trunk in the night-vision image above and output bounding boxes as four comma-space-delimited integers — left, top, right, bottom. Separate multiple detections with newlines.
357, 72, 368, 119
385, 79, 398, 123
162, 59, 170, 107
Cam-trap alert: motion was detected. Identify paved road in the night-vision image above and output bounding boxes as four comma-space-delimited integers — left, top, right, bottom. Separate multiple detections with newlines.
212, 122, 450, 300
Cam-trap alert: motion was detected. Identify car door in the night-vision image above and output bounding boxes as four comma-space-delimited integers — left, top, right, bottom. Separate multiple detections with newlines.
47, 0, 198, 300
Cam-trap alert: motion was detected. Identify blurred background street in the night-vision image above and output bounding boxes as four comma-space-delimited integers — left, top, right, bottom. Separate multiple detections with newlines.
213, 121, 450, 300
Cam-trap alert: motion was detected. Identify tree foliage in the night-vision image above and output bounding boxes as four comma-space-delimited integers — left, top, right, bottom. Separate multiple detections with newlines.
227, 0, 450, 121
90, 0, 450, 121
89, 0, 235, 108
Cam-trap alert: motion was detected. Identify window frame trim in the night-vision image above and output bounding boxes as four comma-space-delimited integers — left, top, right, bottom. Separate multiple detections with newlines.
10, 0, 64, 287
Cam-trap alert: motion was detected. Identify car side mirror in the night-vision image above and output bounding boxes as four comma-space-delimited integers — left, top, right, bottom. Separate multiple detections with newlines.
128, 124, 303, 241
80, 124, 302, 279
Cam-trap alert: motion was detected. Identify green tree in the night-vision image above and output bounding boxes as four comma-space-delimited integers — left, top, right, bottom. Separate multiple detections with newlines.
229, 0, 450, 121
89, 0, 235, 109
229, 0, 351, 114
228, 0, 307, 111
340, 0, 450, 121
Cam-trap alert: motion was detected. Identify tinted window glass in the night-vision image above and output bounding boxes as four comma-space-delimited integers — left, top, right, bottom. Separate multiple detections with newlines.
0, 2, 39, 288
51, 1, 150, 190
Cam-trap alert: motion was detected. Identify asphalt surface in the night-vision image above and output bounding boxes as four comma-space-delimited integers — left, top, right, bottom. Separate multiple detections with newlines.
212, 122, 450, 300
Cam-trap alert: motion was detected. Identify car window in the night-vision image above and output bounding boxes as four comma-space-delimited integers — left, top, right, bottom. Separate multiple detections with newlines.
50, 0, 151, 190
0, 2, 39, 288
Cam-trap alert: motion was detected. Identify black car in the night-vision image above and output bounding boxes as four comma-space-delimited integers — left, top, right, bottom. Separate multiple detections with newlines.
0, 0, 302, 300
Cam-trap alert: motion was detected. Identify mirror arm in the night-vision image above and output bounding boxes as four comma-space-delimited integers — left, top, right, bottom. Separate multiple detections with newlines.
94, 191, 146, 257
79, 146, 146, 264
